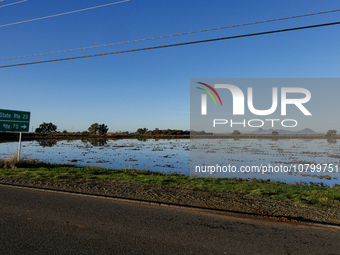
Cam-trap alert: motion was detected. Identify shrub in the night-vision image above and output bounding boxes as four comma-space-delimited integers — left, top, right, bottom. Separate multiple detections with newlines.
35, 122, 57, 133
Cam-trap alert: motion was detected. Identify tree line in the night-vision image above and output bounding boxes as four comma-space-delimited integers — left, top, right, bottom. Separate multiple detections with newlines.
35, 122, 109, 134
33, 123, 337, 137
34, 123, 189, 136
136, 128, 189, 135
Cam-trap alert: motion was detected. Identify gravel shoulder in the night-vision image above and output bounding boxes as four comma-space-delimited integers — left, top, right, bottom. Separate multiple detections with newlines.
0, 176, 339, 225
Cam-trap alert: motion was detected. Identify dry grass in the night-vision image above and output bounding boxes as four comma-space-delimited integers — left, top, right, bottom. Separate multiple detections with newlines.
0, 154, 19, 169
0, 154, 37, 169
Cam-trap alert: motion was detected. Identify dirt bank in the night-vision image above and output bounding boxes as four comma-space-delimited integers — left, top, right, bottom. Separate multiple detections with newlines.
0, 176, 339, 225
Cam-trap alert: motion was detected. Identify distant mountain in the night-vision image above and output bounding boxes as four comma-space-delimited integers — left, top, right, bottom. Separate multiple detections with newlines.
243, 128, 320, 135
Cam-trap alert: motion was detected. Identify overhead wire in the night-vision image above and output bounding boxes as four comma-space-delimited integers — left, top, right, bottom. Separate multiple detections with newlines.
0, 0, 27, 8
0, 21, 339, 69
0, 0, 129, 28
0, 8, 340, 62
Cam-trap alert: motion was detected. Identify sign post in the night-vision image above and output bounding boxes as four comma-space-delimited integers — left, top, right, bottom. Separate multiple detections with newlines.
0, 109, 31, 160
18, 132, 22, 160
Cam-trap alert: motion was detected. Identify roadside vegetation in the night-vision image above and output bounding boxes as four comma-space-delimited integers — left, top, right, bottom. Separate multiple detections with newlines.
0, 157, 339, 209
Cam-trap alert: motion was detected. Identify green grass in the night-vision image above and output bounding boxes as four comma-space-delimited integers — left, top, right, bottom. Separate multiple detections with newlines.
0, 158, 339, 208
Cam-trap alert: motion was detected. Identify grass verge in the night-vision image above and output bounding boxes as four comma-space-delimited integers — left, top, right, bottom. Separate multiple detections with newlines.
0, 158, 339, 208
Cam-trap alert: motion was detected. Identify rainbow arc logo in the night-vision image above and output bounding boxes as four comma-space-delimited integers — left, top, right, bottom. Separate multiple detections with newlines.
196, 82, 222, 115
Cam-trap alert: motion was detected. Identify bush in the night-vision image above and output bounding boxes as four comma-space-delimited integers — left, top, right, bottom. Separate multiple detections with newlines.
88, 123, 109, 135
81, 131, 90, 136
326, 130, 337, 137
88, 123, 99, 134
137, 128, 148, 135
0, 154, 19, 169
35, 122, 57, 133
232, 130, 241, 136
98, 124, 109, 135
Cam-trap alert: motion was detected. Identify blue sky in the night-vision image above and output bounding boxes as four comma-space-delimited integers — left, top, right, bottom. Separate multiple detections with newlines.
1, 0, 340, 132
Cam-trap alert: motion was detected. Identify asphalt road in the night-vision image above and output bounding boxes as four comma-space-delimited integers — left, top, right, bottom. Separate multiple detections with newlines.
0, 184, 339, 255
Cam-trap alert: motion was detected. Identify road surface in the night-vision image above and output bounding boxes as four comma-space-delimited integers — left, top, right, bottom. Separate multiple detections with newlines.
0, 184, 339, 254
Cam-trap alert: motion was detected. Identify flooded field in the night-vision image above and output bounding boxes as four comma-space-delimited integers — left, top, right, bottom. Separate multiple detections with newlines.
0, 139, 190, 175
191, 138, 340, 186
0, 138, 339, 186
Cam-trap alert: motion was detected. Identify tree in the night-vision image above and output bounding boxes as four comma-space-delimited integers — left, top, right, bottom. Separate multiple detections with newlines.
88, 123, 108, 135
88, 123, 99, 134
35, 122, 57, 133
272, 131, 279, 136
232, 130, 241, 136
153, 128, 160, 135
137, 128, 148, 135
326, 130, 337, 137
98, 124, 109, 135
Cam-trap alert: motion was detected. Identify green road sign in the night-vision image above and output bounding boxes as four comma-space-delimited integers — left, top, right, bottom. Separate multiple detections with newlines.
0, 109, 30, 132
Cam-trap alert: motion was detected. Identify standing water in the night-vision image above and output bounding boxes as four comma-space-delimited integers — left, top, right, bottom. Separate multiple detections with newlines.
0, 138, 339, 186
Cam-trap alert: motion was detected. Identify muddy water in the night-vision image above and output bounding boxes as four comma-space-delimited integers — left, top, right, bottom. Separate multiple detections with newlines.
1, 138, 339, 186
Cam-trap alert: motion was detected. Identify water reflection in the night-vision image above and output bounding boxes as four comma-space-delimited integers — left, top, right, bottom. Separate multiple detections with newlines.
327, 138, 337, 144
38, 140, 57, 147
302, 139, 313, 143
86, 139, 108, 147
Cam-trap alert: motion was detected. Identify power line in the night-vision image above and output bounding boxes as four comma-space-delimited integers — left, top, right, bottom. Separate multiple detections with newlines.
0, 21, 339, 69
0, 0, 129, 28
0, 0, 27, 8
1, 8, 340, 62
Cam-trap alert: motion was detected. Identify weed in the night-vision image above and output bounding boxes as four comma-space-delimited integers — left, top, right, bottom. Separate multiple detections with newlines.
0, 154, 20, 169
